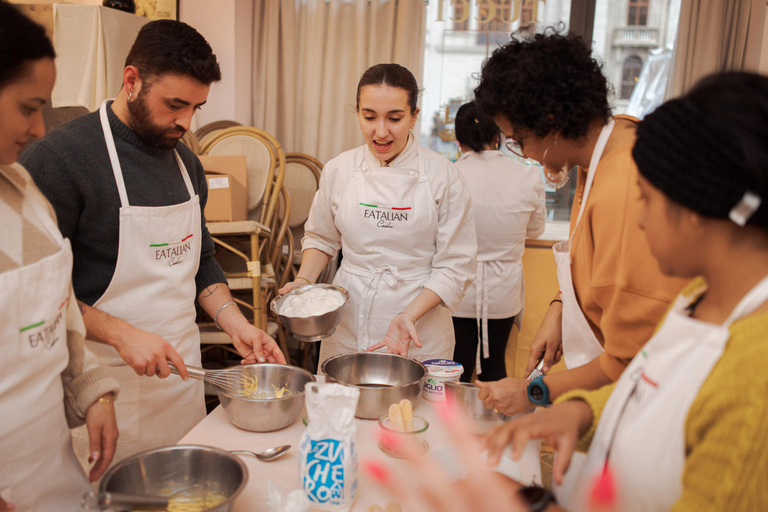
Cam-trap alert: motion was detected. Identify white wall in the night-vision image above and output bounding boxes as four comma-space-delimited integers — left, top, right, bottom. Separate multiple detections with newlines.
180, 0, 253, 128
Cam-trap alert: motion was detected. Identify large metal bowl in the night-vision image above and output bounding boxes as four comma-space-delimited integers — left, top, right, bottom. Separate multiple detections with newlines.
321, 352, 427, 419
445, 381, 508, 424
218, 363, 316, 432
99, 445, 247, 511
270, 283, 349, 342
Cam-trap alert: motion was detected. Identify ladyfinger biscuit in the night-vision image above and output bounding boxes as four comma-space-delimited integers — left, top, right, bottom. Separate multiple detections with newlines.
399, 399, 413, 432
388, 403, 405, 432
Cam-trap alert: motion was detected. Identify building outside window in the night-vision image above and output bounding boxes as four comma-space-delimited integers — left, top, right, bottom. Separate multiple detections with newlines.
420, 0, 680, 225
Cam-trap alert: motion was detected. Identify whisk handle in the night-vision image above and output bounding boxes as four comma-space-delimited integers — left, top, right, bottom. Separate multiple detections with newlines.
168, 362, 207, 381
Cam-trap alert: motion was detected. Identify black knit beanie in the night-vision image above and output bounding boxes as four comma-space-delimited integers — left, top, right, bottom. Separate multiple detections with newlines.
633, 86, 768, 228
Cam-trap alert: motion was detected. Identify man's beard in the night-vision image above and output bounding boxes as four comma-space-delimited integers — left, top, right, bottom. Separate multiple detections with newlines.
126, 90, 185, 150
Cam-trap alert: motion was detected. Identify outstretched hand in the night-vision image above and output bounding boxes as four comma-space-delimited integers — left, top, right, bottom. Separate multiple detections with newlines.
368, 313, 422, 356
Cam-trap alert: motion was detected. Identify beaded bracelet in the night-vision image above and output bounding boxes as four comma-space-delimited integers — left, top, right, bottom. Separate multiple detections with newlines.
398, 311, 416, 323
98, 396, 112, 404
295, 275, 313, 285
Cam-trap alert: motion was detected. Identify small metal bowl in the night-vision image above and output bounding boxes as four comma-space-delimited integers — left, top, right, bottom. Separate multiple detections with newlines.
445, 381, 508, 425
218, 364, 316, 432
270, 284, 349, 342
100, 445, 247, 512
321, 352, 427, 419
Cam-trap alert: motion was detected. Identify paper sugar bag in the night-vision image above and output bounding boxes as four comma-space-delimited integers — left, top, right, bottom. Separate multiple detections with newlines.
299, 382, 360, 511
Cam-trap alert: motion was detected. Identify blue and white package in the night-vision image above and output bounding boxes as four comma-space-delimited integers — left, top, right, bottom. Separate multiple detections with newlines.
299, 382, 360, 511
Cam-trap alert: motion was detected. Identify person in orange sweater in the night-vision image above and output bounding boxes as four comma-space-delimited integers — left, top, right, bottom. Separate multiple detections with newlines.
472, 31, 687, 415
365, 71, 768, 512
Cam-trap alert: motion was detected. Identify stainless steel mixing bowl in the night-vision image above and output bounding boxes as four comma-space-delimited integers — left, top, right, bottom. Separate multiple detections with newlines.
445, 381, 507, 422
270, 284, 349, 342
99, 445, 247, 512
218, 363, 316, 432
321, 352, 427, 419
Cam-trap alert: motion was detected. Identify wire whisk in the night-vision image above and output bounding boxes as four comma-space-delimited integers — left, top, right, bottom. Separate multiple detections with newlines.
169, 363, 258, 397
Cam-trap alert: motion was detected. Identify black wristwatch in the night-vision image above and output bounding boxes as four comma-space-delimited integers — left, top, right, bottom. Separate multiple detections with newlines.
518, 485, 557, 511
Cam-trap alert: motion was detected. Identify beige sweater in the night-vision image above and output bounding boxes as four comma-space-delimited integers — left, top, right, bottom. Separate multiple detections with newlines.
0, 162, 119, 427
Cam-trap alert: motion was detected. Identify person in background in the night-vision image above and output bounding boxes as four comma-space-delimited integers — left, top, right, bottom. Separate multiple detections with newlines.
21, 20, 285, 469
472, 31, 686, 418
451, 101, 546, 382
280, 63, 476, 365
366, 71, 768, 512
0, 2, 119, 510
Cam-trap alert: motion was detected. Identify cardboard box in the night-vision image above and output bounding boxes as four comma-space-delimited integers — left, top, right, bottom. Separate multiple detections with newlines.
199, 155, 248, 222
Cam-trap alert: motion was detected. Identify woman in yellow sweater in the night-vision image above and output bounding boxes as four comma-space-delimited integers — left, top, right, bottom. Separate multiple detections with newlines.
364, 72, 768, 512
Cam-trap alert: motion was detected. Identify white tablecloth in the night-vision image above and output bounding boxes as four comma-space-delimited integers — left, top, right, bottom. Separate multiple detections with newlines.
180, 390, 542, 511
52, 4, 150, 111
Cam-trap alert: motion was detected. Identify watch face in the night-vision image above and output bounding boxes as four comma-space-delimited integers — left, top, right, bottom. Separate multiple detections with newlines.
530, 384, 544, 402
519, 485, 555, 511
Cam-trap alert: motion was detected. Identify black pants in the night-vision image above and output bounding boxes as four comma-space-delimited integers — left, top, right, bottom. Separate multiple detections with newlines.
452, 316, 515, 382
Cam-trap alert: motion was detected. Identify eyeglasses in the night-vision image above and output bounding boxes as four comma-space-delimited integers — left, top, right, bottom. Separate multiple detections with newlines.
503, 133, 526, 158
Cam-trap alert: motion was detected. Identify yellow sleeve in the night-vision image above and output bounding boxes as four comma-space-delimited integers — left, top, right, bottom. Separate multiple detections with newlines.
555, 382, 617, 452
671, 316, 768, 511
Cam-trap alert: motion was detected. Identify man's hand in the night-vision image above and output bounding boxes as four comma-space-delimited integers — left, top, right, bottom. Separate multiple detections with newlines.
484, 400, 593, 485
368, 313, 422, 356
525, 301, 563, 376
230, 322, 286, 364
113, 325, 188, 379
85, 393, 119, 482
476, 378, 535, 416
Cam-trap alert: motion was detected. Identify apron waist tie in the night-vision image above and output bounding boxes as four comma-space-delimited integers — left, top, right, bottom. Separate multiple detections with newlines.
475, 262, 490, 374
358, 265, 404, 350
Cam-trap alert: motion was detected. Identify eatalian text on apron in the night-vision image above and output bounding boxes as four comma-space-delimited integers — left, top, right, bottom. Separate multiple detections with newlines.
567, 275, 768, 512
0, 173, 91, 510
318, 146, 454, 366
72, 100, 205, 468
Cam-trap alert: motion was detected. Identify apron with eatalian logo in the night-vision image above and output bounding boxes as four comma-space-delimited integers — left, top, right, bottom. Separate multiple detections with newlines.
567, 275, 768, 512
318, 143, 454, 366
0, 167, 91, 510
72, 100, 205, 469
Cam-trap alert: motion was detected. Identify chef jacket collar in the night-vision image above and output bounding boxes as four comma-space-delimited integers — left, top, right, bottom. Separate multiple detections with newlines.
362, 133, 418, 171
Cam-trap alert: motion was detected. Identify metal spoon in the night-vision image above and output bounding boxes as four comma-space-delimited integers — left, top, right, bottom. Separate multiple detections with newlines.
230, 444, 291, 461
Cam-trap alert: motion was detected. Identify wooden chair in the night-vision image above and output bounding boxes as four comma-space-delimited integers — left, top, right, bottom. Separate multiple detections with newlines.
195, 120, 242, 150
197, 127, 289, 362
179, 130, 200, 155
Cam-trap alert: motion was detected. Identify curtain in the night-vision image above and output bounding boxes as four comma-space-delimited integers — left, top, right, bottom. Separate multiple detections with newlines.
252, 0, 426, 165
668, 0, 765, 98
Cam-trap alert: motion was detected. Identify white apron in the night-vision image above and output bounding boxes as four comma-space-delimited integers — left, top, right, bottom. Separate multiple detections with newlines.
72, 100, 205, 467
473, 262, 524, 375
553, 119, 615, 370
567, 275, 768, 512
318, 149, 454, 366
551, 120, 614, 503
0, 178, 90, 510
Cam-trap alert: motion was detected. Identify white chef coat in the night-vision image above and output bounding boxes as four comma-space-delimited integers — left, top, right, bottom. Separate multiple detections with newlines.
304, 138, 477, 364
453, 150, 546, 319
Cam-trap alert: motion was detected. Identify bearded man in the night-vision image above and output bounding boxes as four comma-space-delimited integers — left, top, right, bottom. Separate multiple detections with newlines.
21, 20, 285, 469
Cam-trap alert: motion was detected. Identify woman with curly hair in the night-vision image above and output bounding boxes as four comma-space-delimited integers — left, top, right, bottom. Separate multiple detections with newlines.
472, 32, 686, 423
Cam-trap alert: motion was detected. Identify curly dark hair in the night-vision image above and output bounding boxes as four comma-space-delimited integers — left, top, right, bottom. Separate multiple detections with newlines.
474, 30, 612, 140
125, 20, 221, 86
455, 101, 499, 153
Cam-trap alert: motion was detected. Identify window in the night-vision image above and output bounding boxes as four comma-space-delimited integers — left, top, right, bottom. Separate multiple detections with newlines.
481, 0, 511, 33
521, 0, 535, 26
453, 0, 469, 31
621, 56, 643, 99
627, 0, 649, 26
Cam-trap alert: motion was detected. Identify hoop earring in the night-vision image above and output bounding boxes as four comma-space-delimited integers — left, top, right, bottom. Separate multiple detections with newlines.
544, 167, 570, 189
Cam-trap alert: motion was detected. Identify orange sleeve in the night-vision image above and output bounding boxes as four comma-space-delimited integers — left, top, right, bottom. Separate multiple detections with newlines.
571, 146, 687, 381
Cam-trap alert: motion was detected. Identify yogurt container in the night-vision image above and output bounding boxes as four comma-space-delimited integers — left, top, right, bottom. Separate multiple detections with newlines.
421, 359, 464, 402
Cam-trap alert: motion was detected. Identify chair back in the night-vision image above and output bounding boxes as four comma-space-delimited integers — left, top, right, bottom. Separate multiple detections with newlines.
196, 120, 242, 149
179, 130, 200, 155
201, 127, 286, 229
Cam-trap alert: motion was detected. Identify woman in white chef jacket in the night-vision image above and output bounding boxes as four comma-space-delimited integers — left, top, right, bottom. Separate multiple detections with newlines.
366, 72, 768, 512
0, 4, 119, 510
280, 64, 476, 365
451, 101, 546, 382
